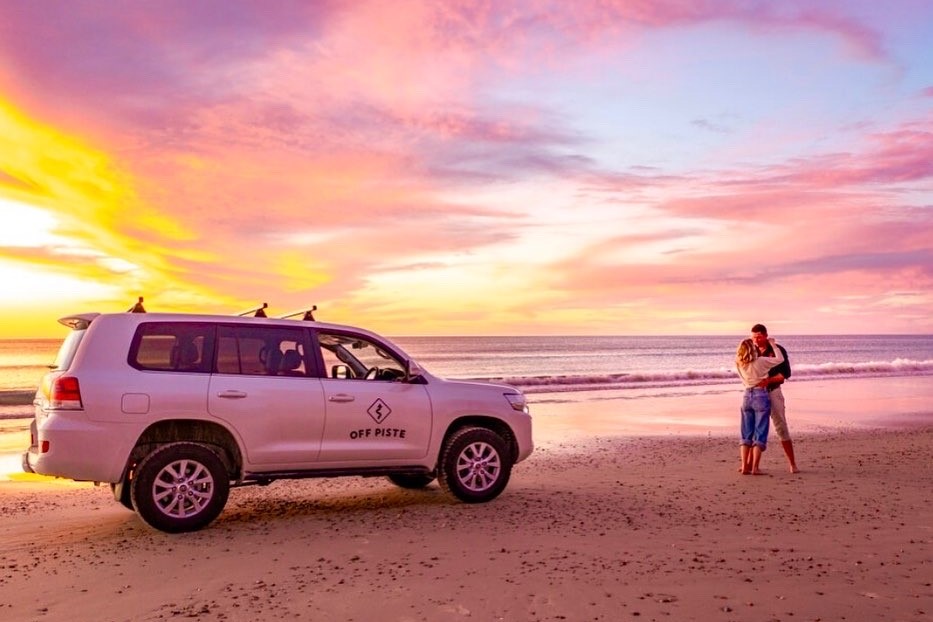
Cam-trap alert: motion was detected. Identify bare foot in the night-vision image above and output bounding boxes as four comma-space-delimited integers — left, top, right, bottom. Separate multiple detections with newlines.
789, 465, 800, 474
741, 468, 751, 475
751, 470, 769, 476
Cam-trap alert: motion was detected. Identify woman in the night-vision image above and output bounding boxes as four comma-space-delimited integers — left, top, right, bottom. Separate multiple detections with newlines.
735, 337, 784, 474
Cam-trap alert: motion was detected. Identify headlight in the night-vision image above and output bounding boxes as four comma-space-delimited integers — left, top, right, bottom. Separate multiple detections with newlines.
504, 392, 528, 413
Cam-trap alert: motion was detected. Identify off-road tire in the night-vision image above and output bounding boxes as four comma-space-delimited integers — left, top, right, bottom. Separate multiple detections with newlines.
438, 427, 512, 503
386, 473, 436, 489
131, 442, 230, 533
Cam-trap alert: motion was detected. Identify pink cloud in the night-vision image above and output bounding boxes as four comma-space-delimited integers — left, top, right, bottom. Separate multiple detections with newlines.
529, 108, 933, 331
1, 1, 929, 334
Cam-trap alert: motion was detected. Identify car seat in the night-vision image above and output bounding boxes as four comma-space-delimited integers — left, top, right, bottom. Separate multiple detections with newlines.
261, 346, 283, 375
172, 340, 201, 371
279, 349, 304, 376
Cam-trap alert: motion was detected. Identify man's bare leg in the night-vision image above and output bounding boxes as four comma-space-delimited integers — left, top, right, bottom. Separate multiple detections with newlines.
781, 440, 800, 473
739, 445, 751, 474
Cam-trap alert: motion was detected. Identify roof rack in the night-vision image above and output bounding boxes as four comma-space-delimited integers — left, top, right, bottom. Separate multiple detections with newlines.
128, 297, 146, 313
278, 305, 317, 321
237, 302, 268, 317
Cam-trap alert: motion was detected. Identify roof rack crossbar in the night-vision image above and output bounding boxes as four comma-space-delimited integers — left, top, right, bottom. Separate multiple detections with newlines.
278, 305, 317, 321
237, 302, 268, 317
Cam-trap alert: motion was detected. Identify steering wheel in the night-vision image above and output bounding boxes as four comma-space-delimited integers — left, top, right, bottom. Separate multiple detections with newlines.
364, 367, 380, 380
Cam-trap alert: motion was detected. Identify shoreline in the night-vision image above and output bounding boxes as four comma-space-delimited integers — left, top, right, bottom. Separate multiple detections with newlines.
3, 374, 931, 456
0, 390, 34, 408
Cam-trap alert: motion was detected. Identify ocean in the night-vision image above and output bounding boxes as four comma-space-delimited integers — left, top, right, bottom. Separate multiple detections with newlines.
394, 334, 933, 394
3, 334, 932, 399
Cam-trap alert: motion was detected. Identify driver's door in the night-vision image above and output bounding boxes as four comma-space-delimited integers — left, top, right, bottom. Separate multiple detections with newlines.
313, 330, 432, 462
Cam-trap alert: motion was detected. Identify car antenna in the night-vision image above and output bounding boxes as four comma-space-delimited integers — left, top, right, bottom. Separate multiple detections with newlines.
237, 302, 268, 317
128, 296, 146, 313
278, 305, 317, 321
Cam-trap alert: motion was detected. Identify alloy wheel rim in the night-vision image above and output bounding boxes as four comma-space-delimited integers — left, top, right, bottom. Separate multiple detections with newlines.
455, 441, 501, 492
152, 458, 214, 518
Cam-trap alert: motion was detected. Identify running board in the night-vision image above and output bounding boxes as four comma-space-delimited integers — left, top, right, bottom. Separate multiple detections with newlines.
237, 465, 433, 486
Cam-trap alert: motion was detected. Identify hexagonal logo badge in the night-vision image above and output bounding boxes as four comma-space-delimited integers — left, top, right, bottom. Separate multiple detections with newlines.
367, 398, 392, 424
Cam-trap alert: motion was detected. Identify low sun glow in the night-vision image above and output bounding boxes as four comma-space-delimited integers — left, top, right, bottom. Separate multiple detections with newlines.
0, 198, 65, 248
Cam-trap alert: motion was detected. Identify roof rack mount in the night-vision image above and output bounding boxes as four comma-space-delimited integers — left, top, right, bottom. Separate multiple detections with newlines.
237, 302, 268, 318
128, 297, 146, 313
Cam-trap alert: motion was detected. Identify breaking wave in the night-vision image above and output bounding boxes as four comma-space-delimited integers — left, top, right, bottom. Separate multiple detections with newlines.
474, 358, 933, 394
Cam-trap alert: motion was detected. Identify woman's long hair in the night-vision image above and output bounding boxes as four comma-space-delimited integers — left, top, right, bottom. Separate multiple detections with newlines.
736, 338, 758, 366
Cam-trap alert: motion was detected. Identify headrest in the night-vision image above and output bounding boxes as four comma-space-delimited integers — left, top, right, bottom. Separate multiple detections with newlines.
281, 349, 302, 371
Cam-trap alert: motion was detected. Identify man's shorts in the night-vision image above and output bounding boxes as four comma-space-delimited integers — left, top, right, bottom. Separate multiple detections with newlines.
769, 385, 791, 441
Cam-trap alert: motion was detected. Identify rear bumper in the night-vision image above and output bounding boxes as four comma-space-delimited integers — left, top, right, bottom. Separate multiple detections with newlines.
22, 448, 36, 474
27, 410, 131, 483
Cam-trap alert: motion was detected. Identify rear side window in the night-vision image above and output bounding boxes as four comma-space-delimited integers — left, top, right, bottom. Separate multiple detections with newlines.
129, 323, 214, 373
53, 329, 87, 371
216, 325, 312, 377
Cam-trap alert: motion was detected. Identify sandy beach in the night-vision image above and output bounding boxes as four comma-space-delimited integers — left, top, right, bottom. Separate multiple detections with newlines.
1, 378, 931, 622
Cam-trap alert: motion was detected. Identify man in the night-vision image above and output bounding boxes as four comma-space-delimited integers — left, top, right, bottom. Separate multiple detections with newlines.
751, 324, 799, 473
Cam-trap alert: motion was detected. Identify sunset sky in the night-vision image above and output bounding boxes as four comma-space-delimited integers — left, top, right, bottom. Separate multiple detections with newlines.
1, 1, 931, 338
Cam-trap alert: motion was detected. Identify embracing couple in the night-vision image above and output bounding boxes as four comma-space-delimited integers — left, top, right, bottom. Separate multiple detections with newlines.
734, 323, 800, 475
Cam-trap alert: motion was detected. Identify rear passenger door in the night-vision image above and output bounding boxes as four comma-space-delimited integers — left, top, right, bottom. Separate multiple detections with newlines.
207, 324, 326, 467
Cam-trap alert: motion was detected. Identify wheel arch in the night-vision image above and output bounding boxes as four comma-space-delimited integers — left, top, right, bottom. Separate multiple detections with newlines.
440, 416, 518, 464
124, 419, 243, 481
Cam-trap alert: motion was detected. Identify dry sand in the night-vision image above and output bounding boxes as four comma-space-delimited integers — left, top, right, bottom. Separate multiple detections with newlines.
1, 419, 930, 622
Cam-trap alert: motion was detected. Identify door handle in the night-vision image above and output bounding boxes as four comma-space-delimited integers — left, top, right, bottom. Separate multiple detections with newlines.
217, 390, 248, 399
328, 394, 355, 403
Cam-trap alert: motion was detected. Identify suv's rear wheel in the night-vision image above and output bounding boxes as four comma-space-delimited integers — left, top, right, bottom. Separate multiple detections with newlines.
438, 427, 513, 503
131, 442, 230, 533
387, 473, 436, 489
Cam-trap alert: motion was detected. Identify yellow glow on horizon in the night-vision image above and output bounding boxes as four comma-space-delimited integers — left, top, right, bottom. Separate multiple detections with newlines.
0, 259, 116, 304
0, 98, 221, 336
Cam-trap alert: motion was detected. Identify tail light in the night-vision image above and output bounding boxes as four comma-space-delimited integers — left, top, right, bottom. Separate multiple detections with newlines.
49, 376, 84, 410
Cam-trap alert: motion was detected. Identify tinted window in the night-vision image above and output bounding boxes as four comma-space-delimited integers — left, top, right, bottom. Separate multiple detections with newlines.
316, 331, 406, 381
216, 325, 311, 377
53, 329, 86, 371
129, 323, 214, 373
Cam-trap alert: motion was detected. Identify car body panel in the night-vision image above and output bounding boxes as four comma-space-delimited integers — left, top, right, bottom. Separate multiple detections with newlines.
208, 373, 328, 466
317, 378, 433, 462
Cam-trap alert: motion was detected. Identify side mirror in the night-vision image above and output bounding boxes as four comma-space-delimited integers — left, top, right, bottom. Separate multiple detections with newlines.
331, 364, 352, 379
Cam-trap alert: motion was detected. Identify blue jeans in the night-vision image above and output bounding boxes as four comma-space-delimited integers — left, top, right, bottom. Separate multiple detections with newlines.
740, 388, 770, 449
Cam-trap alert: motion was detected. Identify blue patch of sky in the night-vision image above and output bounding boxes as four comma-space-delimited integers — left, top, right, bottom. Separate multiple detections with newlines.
837, 0, 933, 94
484, 20, 904, 177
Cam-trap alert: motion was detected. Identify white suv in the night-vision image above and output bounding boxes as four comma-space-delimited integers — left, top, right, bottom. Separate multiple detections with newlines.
23, 308, 533, 532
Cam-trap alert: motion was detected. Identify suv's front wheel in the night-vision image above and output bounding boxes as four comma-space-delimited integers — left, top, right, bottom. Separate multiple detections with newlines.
438, 427, 513, 503
131, 442, 230, 533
